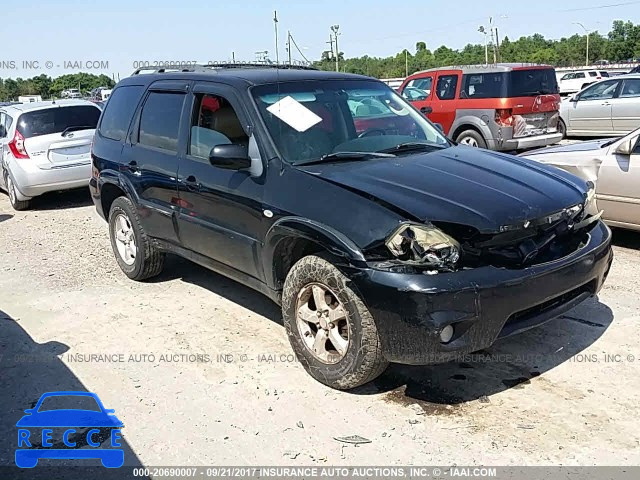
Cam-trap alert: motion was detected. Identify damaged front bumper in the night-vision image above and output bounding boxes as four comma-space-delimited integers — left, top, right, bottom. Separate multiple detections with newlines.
347, 220, 613, 365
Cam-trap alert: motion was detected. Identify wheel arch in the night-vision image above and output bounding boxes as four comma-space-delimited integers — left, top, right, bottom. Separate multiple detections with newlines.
98, 170, 140, 218
263, 217, 367, 291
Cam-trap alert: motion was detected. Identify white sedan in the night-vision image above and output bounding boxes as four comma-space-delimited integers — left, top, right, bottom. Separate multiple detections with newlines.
522, 128, 640, 231
559, 74, 640, 138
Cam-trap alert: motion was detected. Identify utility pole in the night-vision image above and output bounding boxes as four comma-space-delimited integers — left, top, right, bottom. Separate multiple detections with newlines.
573, 22, 590, 66
331, 25, 340, 72
405, 50, 408, 77
273, 10, 279, 65
478, 26, 488, 65
489, 17, 497, 64
326, 34, 335, 65
232, 51, 235, 63
286, 31, 292, 65
495, 27, 500, 62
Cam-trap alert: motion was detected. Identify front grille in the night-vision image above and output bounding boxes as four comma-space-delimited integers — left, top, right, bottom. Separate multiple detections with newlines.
502, 280, 595, 334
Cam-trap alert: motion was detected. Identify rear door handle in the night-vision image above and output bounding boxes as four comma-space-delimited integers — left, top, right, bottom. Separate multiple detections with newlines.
120, 160, 141, 174
420, 106, 433, 114
127, 160, 140, 172
183, 175, 201, 192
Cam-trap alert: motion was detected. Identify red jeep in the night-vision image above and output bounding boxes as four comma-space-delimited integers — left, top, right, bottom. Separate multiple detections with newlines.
399, 64, 563, 151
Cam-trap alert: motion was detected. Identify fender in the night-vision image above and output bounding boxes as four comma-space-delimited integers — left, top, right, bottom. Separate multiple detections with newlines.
97, 168, 141, 204
449, 113, 495, 145
262, 216, 368, 290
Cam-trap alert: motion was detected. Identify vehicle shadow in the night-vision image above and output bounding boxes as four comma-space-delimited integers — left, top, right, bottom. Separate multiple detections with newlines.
0, 310, 149, 479
0, 213, 12, 223
357, 296, 614, 407
29, 188, 93, 211
610, 227, 640, 249
153, 255, 283, 325
156, 256, 614, 407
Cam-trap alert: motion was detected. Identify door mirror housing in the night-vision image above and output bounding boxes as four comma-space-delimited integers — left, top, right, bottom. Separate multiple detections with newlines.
209, 144, 252, 170
615, 135, 639, 156
569, 95, 579, 102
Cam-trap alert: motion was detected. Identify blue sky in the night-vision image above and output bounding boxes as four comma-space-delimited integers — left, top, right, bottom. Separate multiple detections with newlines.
2, 0, 639, 79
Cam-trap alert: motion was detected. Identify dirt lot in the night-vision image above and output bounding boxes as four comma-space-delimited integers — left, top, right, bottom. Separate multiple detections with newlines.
1, 188, 639, 468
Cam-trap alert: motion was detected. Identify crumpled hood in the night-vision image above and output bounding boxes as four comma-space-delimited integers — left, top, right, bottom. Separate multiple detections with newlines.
299, 146, 587, 234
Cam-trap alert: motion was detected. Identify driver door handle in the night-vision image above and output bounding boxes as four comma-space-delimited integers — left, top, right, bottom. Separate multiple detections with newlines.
420, 106, 433, 114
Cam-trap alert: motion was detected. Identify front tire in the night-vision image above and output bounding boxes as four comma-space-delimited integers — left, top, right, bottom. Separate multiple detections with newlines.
6, 174, 31, 211
108, 196, 165, 281
456, 129, 487, 149
282, 255, 388, 390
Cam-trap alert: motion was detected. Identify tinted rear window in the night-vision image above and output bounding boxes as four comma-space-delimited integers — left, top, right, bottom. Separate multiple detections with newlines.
98, 85, 145, 141
17, 105, 101, 138
138, 92, 185, 152
462, 68, 558, 98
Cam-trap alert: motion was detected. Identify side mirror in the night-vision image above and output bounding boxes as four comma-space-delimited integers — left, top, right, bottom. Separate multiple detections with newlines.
209, 144, 251, 170
434, 123, 444, 133
569, 95, 578, 102
614, 135, 638, 156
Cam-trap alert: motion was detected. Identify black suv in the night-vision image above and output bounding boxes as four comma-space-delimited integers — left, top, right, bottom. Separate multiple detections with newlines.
90, 65, 612, 389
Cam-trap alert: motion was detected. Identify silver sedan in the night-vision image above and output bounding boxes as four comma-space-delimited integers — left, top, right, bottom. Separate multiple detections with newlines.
522, 128, 640, 231
559, 74, 640, 138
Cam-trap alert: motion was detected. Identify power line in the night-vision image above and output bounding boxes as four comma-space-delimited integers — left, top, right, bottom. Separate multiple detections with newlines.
289, 33, 311, 64
558, 1, 640, 12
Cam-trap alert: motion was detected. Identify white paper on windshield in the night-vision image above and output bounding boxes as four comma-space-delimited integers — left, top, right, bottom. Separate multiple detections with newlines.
266, 95, 322, 132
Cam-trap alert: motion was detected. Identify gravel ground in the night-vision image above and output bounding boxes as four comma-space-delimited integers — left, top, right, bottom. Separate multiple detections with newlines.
1, 187, 639, 468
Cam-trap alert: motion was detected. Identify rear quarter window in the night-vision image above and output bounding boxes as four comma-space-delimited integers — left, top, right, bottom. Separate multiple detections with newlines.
98, 85, 145, 141
17, 105, 101, 138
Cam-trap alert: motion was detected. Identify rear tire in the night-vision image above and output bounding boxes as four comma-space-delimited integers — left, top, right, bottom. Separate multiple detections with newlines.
557, 118, 567, 139
108, 196, 165, 281
6, 174, 30, 211
456, 129, 487, 149
282, 255, 388, 390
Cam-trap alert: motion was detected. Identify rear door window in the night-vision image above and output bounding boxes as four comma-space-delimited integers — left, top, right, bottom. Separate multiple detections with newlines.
589, 72, 598, 77
435, 75, 458, 100
620, 78, 640, 97
17, 106, 101, 138
99, 85, 145, 141
138, 92, 185, 152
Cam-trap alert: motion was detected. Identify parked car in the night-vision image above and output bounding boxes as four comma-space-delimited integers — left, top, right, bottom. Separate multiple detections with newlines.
523, 127, 640, 231
0, 100, 101, 210
558, 74, 640, 137
18, 95, 43, 103
398, 64, 563, 151
61, 89, 81, 99
559, 70, 610, 95
90, 66, 612, 390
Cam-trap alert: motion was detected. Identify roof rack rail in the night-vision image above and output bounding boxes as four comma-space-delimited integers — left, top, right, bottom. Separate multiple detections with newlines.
131, 63, 317, 75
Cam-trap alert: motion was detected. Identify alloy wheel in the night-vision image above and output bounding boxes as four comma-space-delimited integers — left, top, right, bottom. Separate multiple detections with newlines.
295, 282, 350, 364
459, 136, 479, 147
113, 213, 137, 265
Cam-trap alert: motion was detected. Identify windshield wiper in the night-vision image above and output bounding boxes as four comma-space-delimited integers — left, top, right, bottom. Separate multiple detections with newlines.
61, 125, 95, 137
297, 151, 395, 166
377, 142, 447, 155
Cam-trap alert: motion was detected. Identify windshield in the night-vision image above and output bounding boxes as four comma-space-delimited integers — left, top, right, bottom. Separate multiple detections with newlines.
252, 80, 449, 165
461, 68, 559, 98
37, 395, 101, 412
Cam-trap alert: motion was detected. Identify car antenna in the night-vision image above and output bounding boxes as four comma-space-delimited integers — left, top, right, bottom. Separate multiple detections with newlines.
274, 9, 284, 169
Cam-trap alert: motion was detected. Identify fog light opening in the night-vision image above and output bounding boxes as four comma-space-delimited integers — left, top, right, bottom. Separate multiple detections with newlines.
440, 325, 454, 344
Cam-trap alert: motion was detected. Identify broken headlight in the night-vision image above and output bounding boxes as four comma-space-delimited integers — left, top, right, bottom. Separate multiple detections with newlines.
385, 224, 460, 267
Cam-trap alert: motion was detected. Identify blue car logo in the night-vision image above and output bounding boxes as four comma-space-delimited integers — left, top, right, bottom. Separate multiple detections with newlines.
15, 391, 124, 468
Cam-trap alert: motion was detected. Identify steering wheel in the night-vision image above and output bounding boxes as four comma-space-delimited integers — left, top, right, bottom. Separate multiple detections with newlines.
358, 128, 387, 138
